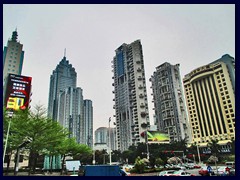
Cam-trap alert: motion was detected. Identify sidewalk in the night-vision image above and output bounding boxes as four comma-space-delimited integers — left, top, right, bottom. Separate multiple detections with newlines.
4, 171, 159, 176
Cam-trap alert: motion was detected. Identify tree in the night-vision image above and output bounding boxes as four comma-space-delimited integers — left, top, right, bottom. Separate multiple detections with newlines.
207, 138, 221, 157
155, 158, 164, 167
3, 105, 70, 175
134, 156, 146, 173
230, 138, 235, 154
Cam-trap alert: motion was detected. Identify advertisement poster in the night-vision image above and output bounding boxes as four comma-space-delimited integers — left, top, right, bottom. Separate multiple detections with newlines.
4, 73, 32, 110
147, 131, 170, 144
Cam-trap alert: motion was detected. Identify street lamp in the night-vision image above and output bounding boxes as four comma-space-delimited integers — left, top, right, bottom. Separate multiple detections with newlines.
146, 128, 150, 160
3, 110, 13, 165
108, 117, 112, 165
193, 128, 201, 164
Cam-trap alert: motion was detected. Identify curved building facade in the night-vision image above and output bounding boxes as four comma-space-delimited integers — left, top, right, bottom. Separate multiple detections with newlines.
183, 54, 235, 148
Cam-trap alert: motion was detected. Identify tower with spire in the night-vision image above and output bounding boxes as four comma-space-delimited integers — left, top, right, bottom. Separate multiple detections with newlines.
3, 29, 25, 82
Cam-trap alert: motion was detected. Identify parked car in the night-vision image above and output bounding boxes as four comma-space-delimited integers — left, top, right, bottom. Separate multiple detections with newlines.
169, 170, 195, 176
159, 170, 176, 176
198, 166, 211, 176
213, 166, 235, 176
175, 164, 186, 170
194, 164, 201, 168
184, 163, 194, 169
225, 162, 235, 168
123, 164, 134, 172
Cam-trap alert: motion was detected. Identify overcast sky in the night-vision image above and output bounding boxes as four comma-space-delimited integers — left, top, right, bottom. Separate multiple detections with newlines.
3, 4, 235, 132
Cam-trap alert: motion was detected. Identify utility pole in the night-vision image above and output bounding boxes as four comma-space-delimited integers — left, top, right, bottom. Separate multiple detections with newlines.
108, 117, 112, 165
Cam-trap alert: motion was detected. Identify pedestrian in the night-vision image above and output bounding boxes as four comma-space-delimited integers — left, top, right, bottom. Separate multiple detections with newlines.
207, 165, 212, 176
225, 166, 230, 176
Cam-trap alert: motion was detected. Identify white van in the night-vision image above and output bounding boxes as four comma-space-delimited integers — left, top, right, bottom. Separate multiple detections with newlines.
225, 161, 235, 168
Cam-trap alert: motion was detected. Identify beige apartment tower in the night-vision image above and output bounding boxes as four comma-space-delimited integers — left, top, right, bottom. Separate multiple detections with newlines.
183, 54, 235, 150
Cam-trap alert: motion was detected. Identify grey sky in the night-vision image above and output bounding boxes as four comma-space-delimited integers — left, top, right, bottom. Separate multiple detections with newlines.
3, 4, 235, 132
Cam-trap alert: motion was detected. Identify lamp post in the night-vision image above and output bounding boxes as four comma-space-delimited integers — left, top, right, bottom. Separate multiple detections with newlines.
196, 143, 201, 164
3, 110, 13, 165
193, 128, 201, 165
92, 149, 96, 165
108, 117, 112, 165
146, 128, 150, 160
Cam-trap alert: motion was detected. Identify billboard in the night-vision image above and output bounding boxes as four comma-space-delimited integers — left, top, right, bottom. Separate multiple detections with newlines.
4, 73, 32, 110
147, 131, 170, 144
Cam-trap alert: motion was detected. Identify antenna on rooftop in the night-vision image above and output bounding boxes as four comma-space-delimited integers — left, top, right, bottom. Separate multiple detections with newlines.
64, 48, 66, 57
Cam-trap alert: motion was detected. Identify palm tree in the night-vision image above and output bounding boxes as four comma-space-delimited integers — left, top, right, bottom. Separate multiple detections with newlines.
207, 138, 221, 157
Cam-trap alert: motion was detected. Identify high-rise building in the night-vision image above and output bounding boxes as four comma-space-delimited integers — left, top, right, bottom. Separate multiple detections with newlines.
183, 54, 235, 150
57, 87, 84, 144
94, 127, 116, 151
47, 56, 77, 120
95, 127, 108, 144
47, 55, 84, 143
150, 62, 190, 142
3, 30, 25, 103
3, 29, 24, 82
112, 40, 150, 151
83, 100, 93, 148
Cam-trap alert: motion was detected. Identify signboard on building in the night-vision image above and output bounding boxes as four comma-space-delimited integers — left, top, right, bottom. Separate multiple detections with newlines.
147, 131, 170, 144
4, 73, 32, 110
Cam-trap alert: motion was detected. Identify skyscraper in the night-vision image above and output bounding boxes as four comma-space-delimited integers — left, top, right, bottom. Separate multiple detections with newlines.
48, 56, 77, 120
94, 127, 116, 151
150, 62, 190, 142
3, 29, 24, 82
112, 40, 149, 151
57, 87, 84, 144
83, 100, 93, 148
183, 54, 235, 149
3, 30, 25, 103
48, 55, 83, 143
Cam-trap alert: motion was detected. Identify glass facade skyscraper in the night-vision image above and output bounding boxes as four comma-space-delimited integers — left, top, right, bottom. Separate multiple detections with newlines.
83, 100, 93, 148
48, 56, 77, 120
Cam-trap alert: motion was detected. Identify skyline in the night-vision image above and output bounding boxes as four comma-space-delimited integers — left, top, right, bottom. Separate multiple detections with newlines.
3, 4, 235, 132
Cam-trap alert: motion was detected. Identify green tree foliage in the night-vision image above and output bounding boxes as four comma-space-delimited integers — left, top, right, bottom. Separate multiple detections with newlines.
207, 138, 221, 156
134, 156, 145, 173
3, 105, 69, 174
56, 137, 92, 174
155, 157, 164, 167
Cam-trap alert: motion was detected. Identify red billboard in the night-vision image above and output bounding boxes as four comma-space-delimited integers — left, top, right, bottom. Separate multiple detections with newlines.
4, 73, 32, 110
